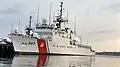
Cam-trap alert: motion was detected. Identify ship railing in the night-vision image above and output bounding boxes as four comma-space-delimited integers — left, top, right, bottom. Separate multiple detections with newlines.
80, 45, 91, 49
9, 33, 36, 39
77, 44, 91, 49
70, 39, 92, 49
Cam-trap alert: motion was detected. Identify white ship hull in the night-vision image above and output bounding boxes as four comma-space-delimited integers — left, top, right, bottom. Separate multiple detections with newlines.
11, 35, 95, 56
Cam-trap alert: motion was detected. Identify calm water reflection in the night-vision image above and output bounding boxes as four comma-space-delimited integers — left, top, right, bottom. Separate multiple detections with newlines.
0, 55, 120, 67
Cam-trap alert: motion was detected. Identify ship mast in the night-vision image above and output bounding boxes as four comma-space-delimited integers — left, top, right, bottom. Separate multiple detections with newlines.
74, 16, 76, 34
18, 20, 20, 33
29, 16, 32, 29
37, 4, 39, 24
28, 16, 32, 36
49, 2, 52, 25
60, 2, 63, 19
64, 10, 68, 28
25, 16, 32, 36
54, 2, 68, 28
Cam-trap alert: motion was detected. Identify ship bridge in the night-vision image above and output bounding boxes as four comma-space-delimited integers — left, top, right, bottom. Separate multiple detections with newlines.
35, 19, 55, 39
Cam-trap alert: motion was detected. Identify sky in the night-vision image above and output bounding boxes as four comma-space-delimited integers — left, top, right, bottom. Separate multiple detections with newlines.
0, 0, 120, 52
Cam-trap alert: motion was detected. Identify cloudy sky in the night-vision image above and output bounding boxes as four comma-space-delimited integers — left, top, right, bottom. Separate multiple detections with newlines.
0, 0, 120, 52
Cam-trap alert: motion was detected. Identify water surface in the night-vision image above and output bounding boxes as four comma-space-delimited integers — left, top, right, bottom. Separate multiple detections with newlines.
0, 55, 120, 67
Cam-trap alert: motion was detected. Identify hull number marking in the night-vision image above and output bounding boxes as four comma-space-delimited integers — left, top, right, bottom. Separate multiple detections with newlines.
22, 42, 35, 45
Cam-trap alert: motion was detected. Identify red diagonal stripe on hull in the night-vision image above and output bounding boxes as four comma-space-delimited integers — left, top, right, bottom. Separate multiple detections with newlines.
37, 39, 47, 54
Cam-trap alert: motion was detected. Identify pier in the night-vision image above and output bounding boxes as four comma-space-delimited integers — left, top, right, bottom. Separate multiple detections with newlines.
0, 41, 14, 58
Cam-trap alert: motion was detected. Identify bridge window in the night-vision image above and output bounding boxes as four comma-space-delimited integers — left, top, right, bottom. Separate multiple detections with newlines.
37, 32, 53, 35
